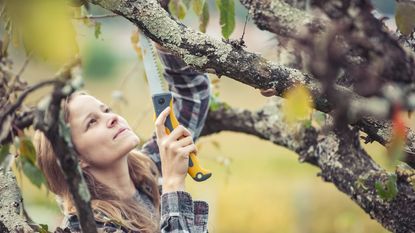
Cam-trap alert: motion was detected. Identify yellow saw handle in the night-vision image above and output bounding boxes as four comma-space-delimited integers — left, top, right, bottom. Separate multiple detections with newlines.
153, 92, 212, 182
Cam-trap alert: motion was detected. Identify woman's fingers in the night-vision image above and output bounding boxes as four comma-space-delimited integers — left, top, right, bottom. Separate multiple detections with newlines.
176, 135, 193, 147
179, 144, 197, 158
167, 135, 193, 153
168, 125, 192, 141
155, 107, 171, 139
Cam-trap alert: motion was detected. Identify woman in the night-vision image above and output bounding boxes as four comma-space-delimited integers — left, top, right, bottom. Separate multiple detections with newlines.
34, 47, 210, 233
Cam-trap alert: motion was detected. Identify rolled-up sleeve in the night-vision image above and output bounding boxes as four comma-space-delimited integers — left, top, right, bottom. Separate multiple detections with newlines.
161, 191, 209, 233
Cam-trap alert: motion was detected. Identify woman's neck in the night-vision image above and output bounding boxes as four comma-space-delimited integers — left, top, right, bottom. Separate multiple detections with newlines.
88, 156, 136, 200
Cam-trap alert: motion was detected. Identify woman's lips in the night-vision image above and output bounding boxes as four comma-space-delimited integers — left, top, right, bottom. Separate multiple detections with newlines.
113, 128, 128, 140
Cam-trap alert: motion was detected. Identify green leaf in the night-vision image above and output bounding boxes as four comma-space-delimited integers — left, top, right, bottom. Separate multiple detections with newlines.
216, 0, 235, 39
19, 137, 36, 165
303, 119, 312, 129
38, 224, 48, 233
199, 1, 209, 33
169, 0, 187, 20
21, 156, 45, 188
182, 0, 191, 8
0, 144, 11, 167
375, 173, 398, 202
209, 96, 221, 111
94, 22, 102, 39
192, 0, 204, 16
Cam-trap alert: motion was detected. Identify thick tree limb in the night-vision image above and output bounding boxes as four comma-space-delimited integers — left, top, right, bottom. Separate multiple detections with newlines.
0, 58, 97, 233
239, 0, 325, 37
0, 169, 33, 233
87, 0, 415, 167
33, 63, 98, 233
201, 99, 415, 233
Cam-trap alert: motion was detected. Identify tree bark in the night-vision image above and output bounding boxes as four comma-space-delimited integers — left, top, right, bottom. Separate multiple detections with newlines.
201, 98, 415, 233
0, 169, 33, 233
86, 0, 415, 165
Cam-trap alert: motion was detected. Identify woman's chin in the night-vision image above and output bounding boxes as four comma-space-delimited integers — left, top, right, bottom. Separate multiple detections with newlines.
126, 135, 140, 150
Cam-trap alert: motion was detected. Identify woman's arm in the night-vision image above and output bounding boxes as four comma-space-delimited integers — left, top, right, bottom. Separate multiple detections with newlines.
155, 107, 209, 233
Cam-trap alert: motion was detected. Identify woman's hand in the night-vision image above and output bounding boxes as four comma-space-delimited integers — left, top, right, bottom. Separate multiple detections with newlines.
155, 107, 197, 193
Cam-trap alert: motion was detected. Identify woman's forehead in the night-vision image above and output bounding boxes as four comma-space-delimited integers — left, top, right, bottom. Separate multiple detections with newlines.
68, 95, 104, 121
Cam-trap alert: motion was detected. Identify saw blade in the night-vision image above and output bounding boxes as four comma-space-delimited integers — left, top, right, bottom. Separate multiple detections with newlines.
139, 31, 168, 95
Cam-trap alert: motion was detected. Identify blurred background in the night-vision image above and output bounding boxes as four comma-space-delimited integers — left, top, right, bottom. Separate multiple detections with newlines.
6, 0, 398, 232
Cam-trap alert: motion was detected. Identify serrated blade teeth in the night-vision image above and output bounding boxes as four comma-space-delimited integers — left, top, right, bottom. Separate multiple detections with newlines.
139, 30, 168, 95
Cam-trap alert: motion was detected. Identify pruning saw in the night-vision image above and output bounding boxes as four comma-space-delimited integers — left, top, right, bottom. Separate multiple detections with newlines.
139, 31, 212, 182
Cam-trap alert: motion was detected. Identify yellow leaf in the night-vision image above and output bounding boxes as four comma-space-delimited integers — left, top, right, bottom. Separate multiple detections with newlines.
131, 30, 139, 44
19, 137, 36, 165
19, 0, 78, 65
282, 84, 313, 123
395, 0, 415, 36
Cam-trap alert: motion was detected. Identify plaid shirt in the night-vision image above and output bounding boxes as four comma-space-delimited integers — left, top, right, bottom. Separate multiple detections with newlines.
62, 50, 210, 233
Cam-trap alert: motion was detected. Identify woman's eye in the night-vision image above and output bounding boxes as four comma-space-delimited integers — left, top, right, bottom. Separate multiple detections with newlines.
87, 119, 97, 129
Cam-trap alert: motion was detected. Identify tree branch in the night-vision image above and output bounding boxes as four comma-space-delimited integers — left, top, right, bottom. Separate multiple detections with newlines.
33, 63, 98, 233
86, 0, 415, 167
239, 0, 325, 38
0, 168, 33, 233
201, 99, 415, 232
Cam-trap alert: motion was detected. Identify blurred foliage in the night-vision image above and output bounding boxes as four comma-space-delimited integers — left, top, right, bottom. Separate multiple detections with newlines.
395, 0, 415, 36
282, 84, 313, 124
0, 144, 11, 171
386, 110, 407, 165
169, 0, 188, 20
199, 1, 210, 32
168, 0, 234, 38
82, 40, 118, 80
0, 0, 78, 66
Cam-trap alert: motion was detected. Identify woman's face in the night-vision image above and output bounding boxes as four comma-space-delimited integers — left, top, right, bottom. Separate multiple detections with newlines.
67, 94, 139, 169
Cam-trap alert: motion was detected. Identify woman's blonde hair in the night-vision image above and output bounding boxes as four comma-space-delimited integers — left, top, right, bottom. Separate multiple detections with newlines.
34, 91, 160, 232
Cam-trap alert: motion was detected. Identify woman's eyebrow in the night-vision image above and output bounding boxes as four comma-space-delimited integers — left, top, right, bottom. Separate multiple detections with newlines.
82, 104, 106, 125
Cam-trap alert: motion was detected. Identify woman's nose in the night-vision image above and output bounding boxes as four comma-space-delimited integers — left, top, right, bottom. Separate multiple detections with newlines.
107, 114, 119, 128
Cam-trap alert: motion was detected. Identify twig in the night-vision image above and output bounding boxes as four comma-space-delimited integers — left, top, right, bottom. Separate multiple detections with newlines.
73, 14, 119, 20
17, 54, 31, 78
240, 10, 250, 44
0, 79, 62, 131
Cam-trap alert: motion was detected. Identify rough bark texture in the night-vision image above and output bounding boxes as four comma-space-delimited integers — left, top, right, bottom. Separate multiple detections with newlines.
1, 0, 415, 232
239, 0, 325, 37
201, 98, 415, 233
0, 169, 33, 233
86, 0, 415, 165
0, 62, 98, 233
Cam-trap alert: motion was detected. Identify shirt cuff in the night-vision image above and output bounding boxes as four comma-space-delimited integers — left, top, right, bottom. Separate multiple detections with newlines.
161, 191, 194, 218
193, 200, 209, 215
